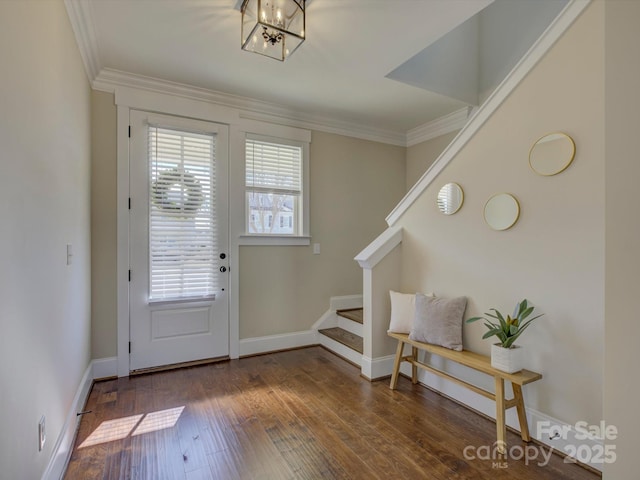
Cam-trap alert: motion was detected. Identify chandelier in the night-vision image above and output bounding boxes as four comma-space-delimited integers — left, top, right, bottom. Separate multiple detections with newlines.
241, 0, 306, 61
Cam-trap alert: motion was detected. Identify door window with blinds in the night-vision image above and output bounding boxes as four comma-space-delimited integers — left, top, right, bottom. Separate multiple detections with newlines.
245, 135, 304, 236
148, 125, 217, 301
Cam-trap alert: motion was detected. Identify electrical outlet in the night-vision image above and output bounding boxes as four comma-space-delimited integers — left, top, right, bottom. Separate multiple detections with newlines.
38, 416, 46, 452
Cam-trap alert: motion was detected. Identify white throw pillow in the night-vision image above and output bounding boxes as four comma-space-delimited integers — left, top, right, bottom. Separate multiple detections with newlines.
388, 291, 434, 334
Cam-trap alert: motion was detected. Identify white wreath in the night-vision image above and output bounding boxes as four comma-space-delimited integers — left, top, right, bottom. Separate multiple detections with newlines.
151, 168, 203, 214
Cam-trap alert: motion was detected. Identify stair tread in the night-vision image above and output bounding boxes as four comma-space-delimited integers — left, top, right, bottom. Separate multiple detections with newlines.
319, 327, 363, 354
336, 308, 363, 324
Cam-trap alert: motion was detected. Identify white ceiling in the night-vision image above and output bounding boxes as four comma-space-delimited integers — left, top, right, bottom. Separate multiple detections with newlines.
71, 0, 494, 135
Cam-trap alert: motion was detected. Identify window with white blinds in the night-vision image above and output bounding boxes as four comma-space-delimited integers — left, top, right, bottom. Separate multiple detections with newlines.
148, 125, 217, 301
245, 136, 303, 235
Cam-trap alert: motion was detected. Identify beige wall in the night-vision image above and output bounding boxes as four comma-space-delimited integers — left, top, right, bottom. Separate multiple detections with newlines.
603, 1, 640, 478
396, 1, 604, 426
0, 1, 92, 478
89, 106, 406, 347
91, 91, 118, 358
406, 130, 459, 190
240, 131, 406, 338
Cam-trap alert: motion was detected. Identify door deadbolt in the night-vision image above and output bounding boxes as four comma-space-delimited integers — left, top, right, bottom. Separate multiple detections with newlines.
219, 253, 226, 259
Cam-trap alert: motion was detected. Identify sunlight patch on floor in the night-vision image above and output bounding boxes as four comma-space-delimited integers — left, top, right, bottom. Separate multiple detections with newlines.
79, 406, 185, 448
132, 406, 185, 436
79, 414, 143, 448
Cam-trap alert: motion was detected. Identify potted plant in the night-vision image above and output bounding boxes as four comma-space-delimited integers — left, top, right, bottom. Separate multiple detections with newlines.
466, 299, 543, 373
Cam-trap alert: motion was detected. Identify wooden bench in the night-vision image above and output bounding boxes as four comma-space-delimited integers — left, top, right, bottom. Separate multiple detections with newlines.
388, 332, 542, 452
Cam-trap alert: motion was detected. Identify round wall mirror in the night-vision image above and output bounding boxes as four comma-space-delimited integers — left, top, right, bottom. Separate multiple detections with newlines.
484, 193, 520, 231
437, 183, 464, 215
529, 132, 575, 176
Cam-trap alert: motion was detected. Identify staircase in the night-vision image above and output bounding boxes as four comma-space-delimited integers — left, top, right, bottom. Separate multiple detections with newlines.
318, 308, 364, 365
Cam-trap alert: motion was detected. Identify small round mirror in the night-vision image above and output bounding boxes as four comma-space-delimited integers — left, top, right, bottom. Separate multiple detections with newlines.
437, 183, 464, 215
529, 132, 575, 176
484, 193, 520, 231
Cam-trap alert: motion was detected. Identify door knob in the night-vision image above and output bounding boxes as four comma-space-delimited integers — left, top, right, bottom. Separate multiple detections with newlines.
220, 266, 227, 273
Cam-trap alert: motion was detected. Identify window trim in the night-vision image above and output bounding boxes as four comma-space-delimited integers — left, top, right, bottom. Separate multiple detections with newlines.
240, 133, 310, 246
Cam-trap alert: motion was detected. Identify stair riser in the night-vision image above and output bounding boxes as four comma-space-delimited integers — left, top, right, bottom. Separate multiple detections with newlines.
338, 316, 363, 337
318, 335, 363, 366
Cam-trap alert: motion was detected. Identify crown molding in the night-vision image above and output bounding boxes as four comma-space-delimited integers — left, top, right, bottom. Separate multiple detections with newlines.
93, 68, 408, 146
406, 106, 473, 147
387, 0, 591, 226
64, 0, 438, 148
64, 0, 101, 82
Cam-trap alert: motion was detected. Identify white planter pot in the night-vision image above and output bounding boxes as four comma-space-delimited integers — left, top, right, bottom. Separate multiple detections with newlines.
491, 344, 523, 373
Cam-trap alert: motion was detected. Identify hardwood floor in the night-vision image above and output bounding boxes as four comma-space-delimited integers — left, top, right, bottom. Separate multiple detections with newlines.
64, 347, 599, 480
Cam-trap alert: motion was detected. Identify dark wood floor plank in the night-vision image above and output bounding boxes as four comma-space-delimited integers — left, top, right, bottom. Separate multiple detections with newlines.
277, 359, 458, 479
65, 347, 599, 480
210, 367, 298, 478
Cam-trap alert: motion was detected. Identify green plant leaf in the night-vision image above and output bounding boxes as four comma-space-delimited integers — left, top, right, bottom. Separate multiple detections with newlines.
465, 316, 483, 323
518, 314, 543, 330
482, 329, 499, 339
483, 322, 497, 331
508, 320, 536, 344
519, 306, 534, 321
490, 309, 508, 334
471, 299, 542, 347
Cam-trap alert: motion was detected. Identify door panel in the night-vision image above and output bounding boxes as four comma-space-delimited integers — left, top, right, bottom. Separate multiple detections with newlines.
129, 111, 229, 371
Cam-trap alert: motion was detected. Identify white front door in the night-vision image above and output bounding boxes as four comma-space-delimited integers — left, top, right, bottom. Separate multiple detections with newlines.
129, 111, 229, 371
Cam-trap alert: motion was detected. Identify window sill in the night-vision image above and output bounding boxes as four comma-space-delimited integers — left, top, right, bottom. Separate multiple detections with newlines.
238, 235, 311, 246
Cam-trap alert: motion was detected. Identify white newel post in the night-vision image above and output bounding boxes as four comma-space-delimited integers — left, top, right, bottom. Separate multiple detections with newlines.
355, 227, 404, 380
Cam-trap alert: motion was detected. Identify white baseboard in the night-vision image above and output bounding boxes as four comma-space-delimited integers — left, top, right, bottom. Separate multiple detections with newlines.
361, 354, 395, 380
92, 356, 117, 379
312, 294, 363, 331
239, 330, 317, 357
311, 309, 338, 330
329, 294, 362, 311
527, 408, 603, 472
41, 362, 94, 480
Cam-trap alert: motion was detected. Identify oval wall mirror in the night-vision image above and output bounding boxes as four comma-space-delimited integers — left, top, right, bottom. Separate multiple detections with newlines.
529, 132, 576, 176
484, 193, 520, 231
437, 183, 464, 215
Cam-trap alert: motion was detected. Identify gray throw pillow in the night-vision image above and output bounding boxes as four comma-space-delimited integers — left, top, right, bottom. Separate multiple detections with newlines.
409, 294, 467, 351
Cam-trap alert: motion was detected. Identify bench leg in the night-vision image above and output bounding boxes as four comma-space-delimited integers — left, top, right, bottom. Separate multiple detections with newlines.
389, 340, 405, 390
495, 377, 506, 454
411, 347, 418, 384
513, 384, 531, 442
